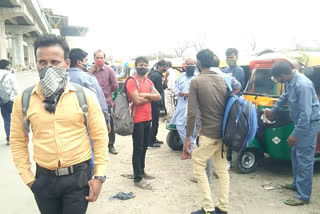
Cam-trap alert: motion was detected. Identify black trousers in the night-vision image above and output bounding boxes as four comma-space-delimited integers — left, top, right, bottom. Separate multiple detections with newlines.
132, 121, 151, 182
150, 102, 160, 144
227, 148, 232, 161
31, 161, 91, 214
108, 106, 115, 147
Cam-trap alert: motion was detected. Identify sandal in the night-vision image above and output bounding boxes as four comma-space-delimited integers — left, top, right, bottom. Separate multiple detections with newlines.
284, 198, 308, 206
281, 183, 297, 191
134, 179, 153, 190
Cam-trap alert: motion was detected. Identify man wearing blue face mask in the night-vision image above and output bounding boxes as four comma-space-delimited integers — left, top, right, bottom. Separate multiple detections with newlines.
10, 34, 108, 213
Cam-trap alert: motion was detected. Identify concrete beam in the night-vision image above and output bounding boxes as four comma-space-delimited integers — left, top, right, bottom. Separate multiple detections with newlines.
5, 22, 42, 35
24, 0, 50, 33
9, 0, 22, 6
0, 3, 33, 24
8, 18, 18, 24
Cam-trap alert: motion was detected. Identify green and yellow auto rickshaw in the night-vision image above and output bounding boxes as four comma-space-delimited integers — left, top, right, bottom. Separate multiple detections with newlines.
166, 51, 320, 173
241, 52, 320, 173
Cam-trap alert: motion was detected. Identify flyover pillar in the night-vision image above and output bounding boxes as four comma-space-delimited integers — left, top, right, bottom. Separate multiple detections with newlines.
14, 33, 25, 67
0, 19, 7, 59
27, 40, 35, 69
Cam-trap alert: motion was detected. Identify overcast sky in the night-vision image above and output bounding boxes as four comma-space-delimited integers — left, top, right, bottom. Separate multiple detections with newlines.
40, 0, 320, 61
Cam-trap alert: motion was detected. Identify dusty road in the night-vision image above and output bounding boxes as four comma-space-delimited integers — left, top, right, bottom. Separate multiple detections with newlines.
0, 71, 319, 214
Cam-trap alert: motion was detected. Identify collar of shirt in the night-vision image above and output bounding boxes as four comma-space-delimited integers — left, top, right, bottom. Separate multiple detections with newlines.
288, 72, 299, 87
134, 74, 148, 83
32, 81, 77, 101
200, 69, 218, 75
96, 64, 108, 72
69, 67, 85, 73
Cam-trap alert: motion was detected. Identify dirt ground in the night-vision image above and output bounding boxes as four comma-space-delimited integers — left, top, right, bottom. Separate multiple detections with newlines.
87, 115, 320, 214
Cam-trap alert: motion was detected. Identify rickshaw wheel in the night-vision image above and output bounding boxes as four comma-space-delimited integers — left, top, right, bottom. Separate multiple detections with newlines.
235, 148, 259, 173
166, 130, 183, 151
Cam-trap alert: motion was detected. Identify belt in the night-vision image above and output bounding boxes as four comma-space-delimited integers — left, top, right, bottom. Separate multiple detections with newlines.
36, 159, 90, 177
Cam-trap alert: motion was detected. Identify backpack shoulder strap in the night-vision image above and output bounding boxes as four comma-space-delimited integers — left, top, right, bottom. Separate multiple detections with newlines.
0, 73, 8, 85
223, 75, 233, 92
71, 82, 89, 132
22, 84, 36, 134
123, 77, 139, 116
125, 76, 139, 91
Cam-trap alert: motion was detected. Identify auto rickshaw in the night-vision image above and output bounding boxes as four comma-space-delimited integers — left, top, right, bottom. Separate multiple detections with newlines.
240, 52, 320, 173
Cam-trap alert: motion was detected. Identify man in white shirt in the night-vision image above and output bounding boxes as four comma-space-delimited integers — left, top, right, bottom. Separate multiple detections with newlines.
0, 59, 19, 145
164, 61, 177, 122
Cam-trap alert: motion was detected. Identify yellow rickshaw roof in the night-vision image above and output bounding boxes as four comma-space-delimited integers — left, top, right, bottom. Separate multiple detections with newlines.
257, 51, 320, 67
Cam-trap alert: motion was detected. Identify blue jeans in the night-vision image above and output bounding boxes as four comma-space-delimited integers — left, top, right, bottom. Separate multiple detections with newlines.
1, 101, 13, 142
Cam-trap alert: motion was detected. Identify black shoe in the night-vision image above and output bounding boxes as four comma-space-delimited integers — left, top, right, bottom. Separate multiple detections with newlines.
109, 146, 118, 155
148, 143, 161, 148
155, 139, 163, 144
191, 208, 215, 214
215, 207, 227, 214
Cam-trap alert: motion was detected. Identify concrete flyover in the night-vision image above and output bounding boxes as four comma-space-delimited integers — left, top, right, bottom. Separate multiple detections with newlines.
0, 0, 88, 71
0, 0, 51, 69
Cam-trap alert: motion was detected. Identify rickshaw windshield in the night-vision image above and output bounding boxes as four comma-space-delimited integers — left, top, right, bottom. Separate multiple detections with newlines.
244, 68, 285, 97
115, 66, 127, 78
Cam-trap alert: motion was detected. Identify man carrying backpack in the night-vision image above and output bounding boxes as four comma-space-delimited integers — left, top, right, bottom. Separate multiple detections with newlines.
264, 61, 320, 206
222, 48, 245, 170
68, 48, 111, 132
186, 49, 229, 214
0, 59, 19, 145
10, 34, 108, 213
126, 57, 161, 190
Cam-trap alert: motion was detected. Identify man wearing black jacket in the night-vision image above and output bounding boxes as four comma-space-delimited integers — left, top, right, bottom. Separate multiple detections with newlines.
148, 60, 168, 147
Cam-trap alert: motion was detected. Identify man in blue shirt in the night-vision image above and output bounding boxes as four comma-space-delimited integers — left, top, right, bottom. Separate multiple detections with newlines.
223, 48, 245, 87
68, 48, 111, 129
68, 48, 111, 173
265, 61, 320, 206
223, 48, 244, 170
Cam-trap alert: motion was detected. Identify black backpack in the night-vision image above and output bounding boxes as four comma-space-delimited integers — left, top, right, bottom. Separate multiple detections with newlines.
222, 76, 258, 153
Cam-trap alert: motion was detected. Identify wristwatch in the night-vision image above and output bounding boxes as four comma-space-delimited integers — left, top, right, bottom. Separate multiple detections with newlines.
94, 176, 106, 183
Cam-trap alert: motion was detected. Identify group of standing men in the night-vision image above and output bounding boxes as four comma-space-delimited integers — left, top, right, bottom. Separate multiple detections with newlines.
1, 33, 319, 214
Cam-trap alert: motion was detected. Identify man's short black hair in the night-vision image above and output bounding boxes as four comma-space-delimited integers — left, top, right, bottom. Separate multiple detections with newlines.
69, 48, 88, 67
34, 34, 70, 60
167, 61, 172, 68
135, 56, 148, 66
226, 48, 238, 56
0, 59, 10, 69
94, 49, 106, 58
196, 49, 215, 68
157, 60, 169, 67
213, 55, 220, 67
271, 61, 293, 77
